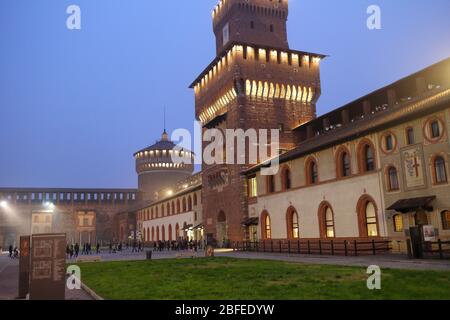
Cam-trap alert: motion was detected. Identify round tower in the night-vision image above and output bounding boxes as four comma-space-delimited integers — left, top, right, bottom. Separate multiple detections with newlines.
134, 131, 194, 200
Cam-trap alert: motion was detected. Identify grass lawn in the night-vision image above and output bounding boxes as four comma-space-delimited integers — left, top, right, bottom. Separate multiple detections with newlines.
73, 257, 450, 300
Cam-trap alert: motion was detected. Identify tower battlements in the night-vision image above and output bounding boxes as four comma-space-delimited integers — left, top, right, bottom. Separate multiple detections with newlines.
191, 43, 324, 127
212, 0, 289, 25
212, 0, 290, 54
134, 131, 194, 200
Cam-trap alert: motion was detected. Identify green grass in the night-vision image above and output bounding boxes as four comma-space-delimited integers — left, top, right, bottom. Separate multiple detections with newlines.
73, 257, 450, 300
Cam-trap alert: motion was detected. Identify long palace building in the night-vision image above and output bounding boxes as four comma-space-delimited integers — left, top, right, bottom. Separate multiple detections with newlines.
1, 0, 450, 256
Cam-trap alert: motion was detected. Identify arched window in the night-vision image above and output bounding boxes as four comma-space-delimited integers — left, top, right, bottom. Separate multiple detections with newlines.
266, 175, 275, 194
387, 166, 400, 191
193, 193, 198, 206
325, 207, 335, 238
151, 208, 154, 219
286, 208, 299, 239
167, 203, 170, 216
161, 205, 165, 216
318, 202, 335, 238
306, 158, 319, 185
434, 156, 448, 184
156, 226, 160, 241
441, 211, 450, 230
188, 196, 192, 211
147, 228, 150, 241
261, 211, 271, 240
151, 227, 155, 241
281, 166, 291, 191
168, 224, 173, 241
337, 150, 351, 178
182, 198, 187, 212
177, 199, 180, 213
358, 141, 376, 173
364, 145, 375, 171
357, 195, 379, 237
172, 201, 175, 214
161, 225, 165, 241
155, 206, 159, 217
393, 214, 403, 233
365, 202, 378, 237
143, 228, 146, 241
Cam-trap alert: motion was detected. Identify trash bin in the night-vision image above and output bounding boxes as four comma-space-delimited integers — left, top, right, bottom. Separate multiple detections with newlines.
146, 250, 152, 260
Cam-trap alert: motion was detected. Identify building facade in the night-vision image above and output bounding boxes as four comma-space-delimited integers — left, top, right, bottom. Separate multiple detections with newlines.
137, 173, 203, 243
243, 58, 450, 253
0, 188, 140, 248
190, 0, 323, 245
1, 1, 450, 258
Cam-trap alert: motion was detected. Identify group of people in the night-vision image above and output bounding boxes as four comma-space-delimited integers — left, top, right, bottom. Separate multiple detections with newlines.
66, 242, 101, 259
7, 245, 19, 259
62, 239, 205, 259
151, 239, 204, 252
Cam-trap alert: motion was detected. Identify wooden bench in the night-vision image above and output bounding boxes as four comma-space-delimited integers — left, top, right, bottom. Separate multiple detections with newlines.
76, 256, 102, 263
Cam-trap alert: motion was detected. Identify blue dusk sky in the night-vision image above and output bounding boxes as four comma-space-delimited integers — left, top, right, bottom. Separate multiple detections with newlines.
0, 0, 449, 189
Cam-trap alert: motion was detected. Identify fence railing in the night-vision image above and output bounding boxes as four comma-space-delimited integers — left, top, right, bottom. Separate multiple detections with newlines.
232, 239, 392, 257
422, 239, 450, 260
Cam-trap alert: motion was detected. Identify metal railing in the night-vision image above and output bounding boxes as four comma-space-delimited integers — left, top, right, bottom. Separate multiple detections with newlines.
422, 239, 450, 260
232, 239, 392, 257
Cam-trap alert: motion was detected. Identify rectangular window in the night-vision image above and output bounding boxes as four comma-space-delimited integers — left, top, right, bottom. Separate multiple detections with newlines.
406, 128, 415, 145
222, 23, 230, 46
248, 176, 258, 198
442, 211, 450, 230
393, 214, 403, 232
431, 121, 440, 138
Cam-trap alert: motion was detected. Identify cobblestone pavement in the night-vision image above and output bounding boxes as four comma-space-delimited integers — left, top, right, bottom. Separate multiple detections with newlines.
214, 251, 450, 271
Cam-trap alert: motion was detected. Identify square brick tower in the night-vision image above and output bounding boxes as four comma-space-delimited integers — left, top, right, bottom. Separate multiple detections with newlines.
190, 0, 324, 245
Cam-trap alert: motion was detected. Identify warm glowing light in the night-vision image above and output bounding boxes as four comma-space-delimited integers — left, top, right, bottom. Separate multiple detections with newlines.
0, 201, 7, 208
167, 190, 173, 196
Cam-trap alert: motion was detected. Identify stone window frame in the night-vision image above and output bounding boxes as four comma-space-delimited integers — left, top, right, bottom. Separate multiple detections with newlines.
305, 156, 319, 185
380, 131, 398, 155
356, 194, 380, 238
318, 201, 336, 239
280, 165, 292, 191
430, 153, 449, 185
285, 206, 300, 240
385, 164, 401, 192
423, 116, 446, 143
335, 145, 352, 179
357, 138, 377, 174
261, 210, 272, 240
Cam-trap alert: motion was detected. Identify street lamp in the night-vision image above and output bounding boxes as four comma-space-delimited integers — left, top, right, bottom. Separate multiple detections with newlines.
0, 200, 8, 209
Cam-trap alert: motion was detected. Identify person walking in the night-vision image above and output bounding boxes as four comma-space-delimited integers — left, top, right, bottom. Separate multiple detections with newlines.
74, 243, 79, 258
8, 245, 13, 258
